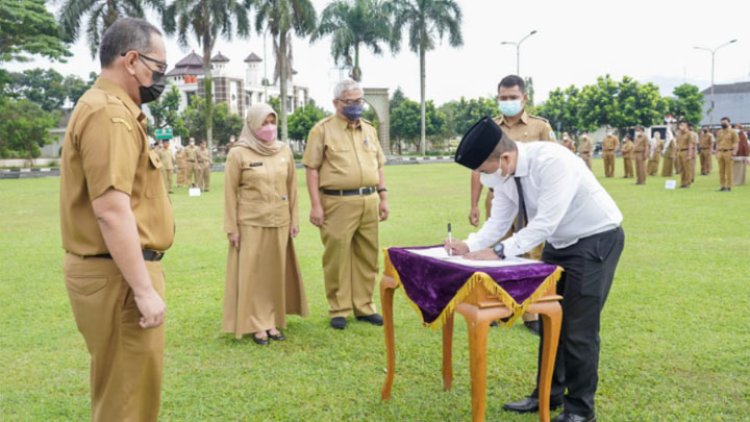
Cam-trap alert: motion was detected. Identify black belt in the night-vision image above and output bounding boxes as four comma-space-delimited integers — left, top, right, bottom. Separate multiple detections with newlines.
187, 159, 195, 162
322, 186, 376, 196
719, 149, 732, 152
679, 148, 689, 151
90, 249, 165, 261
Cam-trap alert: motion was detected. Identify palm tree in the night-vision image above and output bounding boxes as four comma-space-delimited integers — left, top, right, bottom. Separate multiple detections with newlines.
58, 0, 165, 58
312, 0, 397, 82
253, 0, 317, 142
162, 0, 250, 151
392, 0, 462, 154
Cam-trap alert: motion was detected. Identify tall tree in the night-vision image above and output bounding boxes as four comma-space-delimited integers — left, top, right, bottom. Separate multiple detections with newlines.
0, 99, 57, 160
254, 0, 317, 143
669, 83, 703, 126
288, 103, 327, 142
312, 0, 396, 82
57, 0, 165, 58
0, 0, 70, 74
392, 0, 462, 155
163, 0, 250, 151
537, 85, 582, 135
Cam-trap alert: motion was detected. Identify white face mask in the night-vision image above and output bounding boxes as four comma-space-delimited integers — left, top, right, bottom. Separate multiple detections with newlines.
497, 99, 523, 117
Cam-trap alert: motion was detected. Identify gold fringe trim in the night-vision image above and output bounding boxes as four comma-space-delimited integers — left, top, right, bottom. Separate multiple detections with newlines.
385, 247, 563, 331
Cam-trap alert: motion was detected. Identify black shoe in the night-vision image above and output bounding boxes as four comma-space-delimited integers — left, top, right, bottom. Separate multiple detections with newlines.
267, 330, 285, 341
553, 411, 596, 422
252, 334, 269, 345
524, 320, 541, 335
330, 317, 347, 330
503, 396, 563, 414
356, 313, 384, 326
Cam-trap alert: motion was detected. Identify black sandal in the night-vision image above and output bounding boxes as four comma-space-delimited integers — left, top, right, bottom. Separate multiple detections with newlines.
267, 330, 286, 341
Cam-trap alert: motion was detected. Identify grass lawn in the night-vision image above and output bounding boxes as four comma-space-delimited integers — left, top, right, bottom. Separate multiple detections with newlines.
1, 158, 749, 421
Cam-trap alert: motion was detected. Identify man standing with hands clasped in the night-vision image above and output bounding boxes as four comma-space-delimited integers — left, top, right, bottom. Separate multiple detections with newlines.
59, 18, 173, 421
445, 117, 625, 422
302, 79, 388, 330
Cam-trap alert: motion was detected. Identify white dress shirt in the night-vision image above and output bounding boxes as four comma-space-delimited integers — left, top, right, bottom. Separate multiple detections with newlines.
466, 142, 623, 256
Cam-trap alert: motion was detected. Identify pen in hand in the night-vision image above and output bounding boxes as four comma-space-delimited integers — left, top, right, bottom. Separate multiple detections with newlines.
447, 222, 452, 256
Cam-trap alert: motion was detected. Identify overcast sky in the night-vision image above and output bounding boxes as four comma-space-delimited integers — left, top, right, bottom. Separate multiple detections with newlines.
12, 0, 750, 112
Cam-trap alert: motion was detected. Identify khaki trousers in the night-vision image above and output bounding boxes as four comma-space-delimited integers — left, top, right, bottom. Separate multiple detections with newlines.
678, 152, 693, 186
700, 151, 712, 175
320, 193, 379, 318
647, 156, 659, 176
623, 157, 634, 178
718, 150, 734, 188
177, 164, 187, 187
661, 156, 674, 177
187, 161, 200, 186
200, 164, 211, 191
161, 168, 173, 193
64, 254, 165, 422
635, 156, 647, 184
603, 152, 615, 177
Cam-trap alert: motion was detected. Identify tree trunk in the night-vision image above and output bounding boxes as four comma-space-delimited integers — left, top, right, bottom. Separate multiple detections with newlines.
352, 44, 361, 82
419, 43, 427, 155
279, 31, 289, 143
202, 33, 214, 152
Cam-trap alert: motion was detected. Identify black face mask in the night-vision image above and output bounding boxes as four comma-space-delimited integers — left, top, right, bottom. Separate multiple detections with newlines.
722, 123, 729, 129
139, 70, 165, 104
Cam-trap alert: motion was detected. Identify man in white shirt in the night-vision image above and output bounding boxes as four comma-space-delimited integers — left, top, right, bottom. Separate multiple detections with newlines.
446, 117, 625, 422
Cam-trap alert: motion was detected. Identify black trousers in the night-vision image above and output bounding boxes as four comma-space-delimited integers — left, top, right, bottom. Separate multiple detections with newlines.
531, 226, 625, 416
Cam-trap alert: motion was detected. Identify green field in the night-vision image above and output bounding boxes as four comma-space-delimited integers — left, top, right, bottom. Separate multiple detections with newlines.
1, 159, 749, 421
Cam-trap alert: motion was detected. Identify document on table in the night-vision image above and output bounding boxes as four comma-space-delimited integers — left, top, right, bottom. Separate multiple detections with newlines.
407, 247, 539, 268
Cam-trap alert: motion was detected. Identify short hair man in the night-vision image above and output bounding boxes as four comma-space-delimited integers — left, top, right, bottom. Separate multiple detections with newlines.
302, 79, 388, 330
447, 117, 625, 422
469, 74, 554, 334
716, 117, 739, 191
59, 18, 172, 421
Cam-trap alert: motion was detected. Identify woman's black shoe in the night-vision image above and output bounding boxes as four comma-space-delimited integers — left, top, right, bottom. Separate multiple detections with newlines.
267, 330, 286, 341
252, 335, 269, 345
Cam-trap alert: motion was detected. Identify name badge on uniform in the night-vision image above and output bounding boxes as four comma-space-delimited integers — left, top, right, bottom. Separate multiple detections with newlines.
281, 195, 288, 201
364, 136, 370, 147
249, 162, 263, 167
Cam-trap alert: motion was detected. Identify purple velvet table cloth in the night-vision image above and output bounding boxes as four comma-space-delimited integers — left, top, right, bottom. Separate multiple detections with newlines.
386, 246, 562, 329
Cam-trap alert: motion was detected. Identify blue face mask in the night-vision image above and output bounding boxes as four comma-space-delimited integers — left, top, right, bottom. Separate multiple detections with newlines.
343, 104, 364, 121
498, 99, 523, 117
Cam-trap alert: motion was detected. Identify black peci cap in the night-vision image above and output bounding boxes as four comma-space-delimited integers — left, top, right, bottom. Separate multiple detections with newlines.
455, 116, 504, 170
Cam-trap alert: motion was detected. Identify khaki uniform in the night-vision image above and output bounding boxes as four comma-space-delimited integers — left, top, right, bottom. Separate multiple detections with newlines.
562, 138, 576, 153
633, 133, 649, 184
175, 148, 187, 187
661, 140, 674, 177
716, 128, 739, 189
675, 130, 695, 187
197, 147, 212, 191
302, 115, 385, 318
602, 135, 620, 177
648, 139, 664, 176
223, 145, 308, 337
59, 77, 175, 422
699, 132, 715, 175
621, 139, 634, 178
578, 137, 593, 169
184, 145, 200, 186
156, 146, 174, 193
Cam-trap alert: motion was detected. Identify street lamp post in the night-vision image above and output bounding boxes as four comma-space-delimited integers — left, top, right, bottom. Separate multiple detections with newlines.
501, 30, 538, 75
694, 39, 737, 125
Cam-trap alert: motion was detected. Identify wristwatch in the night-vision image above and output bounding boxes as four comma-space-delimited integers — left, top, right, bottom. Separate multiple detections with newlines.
492, 242, 505, 259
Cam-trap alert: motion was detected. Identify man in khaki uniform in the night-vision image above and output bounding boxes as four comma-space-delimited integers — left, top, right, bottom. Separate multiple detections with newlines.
156, 139, 174, 193
197, 140, 212, 191
468, 75, 553, 334
469, 75, 554, 228
602, 132, 619, 177
621, 135, 634, 178
699, 128, 715, 175
59, 18, 174, 421
578, 134, 594, 169
633, 127, 649, 185
674, 121, 696, 188
716, 117, 739, 191
184, 137, 199, 186
302, 79, 388, 330
175, 145, 187, 187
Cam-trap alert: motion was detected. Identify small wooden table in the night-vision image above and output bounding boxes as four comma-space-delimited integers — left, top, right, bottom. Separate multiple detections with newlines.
380, 254, 563, 422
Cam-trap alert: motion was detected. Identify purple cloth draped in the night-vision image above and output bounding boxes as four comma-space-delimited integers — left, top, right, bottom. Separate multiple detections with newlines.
387, 246, 559, 325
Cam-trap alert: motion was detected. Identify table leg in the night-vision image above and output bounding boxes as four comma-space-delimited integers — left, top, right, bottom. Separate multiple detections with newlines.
381, 278, 397, 401
536, 302, 562, 422
442, 313, 454, 391
465, 315, 491, 422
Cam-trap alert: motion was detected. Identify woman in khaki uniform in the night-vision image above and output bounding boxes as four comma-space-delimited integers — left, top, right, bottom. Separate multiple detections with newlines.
621, 135, 634, 178
648, 132, 663, 176
578, 134, 593, 169
223, 103, 308, 345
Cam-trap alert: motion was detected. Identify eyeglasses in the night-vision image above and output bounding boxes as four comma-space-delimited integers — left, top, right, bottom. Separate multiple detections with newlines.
121, 51, 168, 74
337, 98, 365, 106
